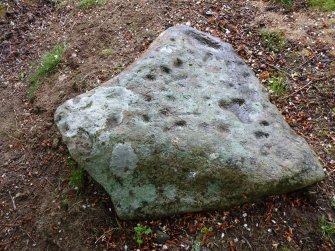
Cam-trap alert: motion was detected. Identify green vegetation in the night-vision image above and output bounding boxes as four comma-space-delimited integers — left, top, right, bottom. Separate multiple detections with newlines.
308, 0, 335, 11
200, 226, 213, 234
17, 71, 26, 81
320, 215, 335, 243
66, 156, 77, 169
78, 0, 105, 9
192, 237, 201, 251
192, 226, 214, 251
100, 48, 113, 57
331, 198, 335, 209
134, 224, 151, 245
69, 168, 85, 189
280, 247, 293, 251
272, 0, 335, 10
66, 156, 85, 189
260, 29, 287, 52
53, 0, 69, 9
29, 44, 65, 99
0, 3, 7, 17
273, 0, 294, 7
268, 74, 287, 97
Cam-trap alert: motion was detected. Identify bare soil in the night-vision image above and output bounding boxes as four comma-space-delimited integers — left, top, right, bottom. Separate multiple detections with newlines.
1, 0, 334, 250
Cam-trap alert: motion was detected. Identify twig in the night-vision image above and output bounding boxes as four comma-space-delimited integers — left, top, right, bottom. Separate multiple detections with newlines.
280, 81, 313, 100
13, 108, 18, 128
81, 70, 101, 82
241, 235, 253, 251
94, 228, 121, 244
8, 191, 16, 210
68, 200, 83, 212
43, 177, 53, 186
23, 229, 36, 244
229, 239, 235, 251
297, 54, 316, 69
0, 131, 23, 142
1, 223, 20, 227
0, 241, 12, 247
0, 44, 6, 60
265, 62, 291, 77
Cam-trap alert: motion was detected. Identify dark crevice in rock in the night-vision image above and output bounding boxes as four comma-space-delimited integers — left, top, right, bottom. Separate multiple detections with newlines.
174, 120, 187, 127
218, 98, 251, 123
217, 123, 230, 133
55, 112, 63, 123
199, 122, 209, 129
231, 98, 245, 106
75, 128, 93, 154
142, 114, 150, 122
165, 94, 176, 101
143, 94, 152, 102
218, 99, 230, 109
160, 65, 171, 74
63, 122, 69, 131
219, 98, 246, 109
160, 107, 171, 116
106, 116, 119, 128
260, 120, 270, 126
185, 30, 221, 49
203, 52, 213, 62
145, 74, 156, 80
174, 58, 183, 67
254, 131, 270, 139
242, 71, 250, 78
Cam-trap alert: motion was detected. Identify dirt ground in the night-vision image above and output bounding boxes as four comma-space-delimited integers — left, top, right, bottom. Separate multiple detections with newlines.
0, 0, 334, 250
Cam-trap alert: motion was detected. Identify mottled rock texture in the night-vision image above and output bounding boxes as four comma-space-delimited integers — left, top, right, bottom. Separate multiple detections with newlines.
55, 25, 324, 220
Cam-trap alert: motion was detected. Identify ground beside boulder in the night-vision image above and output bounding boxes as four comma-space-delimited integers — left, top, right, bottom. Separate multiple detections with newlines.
55, 25, 324, 220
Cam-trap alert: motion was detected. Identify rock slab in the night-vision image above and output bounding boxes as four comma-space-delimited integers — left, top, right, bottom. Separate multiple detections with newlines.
55, 25, 324, 220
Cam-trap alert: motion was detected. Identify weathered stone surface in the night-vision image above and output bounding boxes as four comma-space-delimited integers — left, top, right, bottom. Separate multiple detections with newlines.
55, 25, 324, 220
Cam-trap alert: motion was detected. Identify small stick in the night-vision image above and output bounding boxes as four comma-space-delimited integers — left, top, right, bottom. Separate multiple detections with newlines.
1, 223, 20, 227
241, 235, 253, 251
0, 241, 12, 247
229, 239, 235, 251
23, 229, 36, 244
265, 63, 291, 77
8, 191, 16, 210
94, 228, 120, 244
297, 54, 316, 69
280, 81, 313, 100
0, 131, 23, 142
13, 108, 18, 128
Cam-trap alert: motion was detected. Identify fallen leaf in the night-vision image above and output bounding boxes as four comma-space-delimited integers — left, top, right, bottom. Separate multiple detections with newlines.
259, 71, 270, 80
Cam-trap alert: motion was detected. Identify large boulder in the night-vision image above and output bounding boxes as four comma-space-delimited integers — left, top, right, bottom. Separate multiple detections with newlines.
55, 25, 324, 220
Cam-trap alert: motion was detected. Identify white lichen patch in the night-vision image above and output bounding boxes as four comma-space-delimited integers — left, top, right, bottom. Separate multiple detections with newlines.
55, 86, 138, 139
110, 143, 138, 178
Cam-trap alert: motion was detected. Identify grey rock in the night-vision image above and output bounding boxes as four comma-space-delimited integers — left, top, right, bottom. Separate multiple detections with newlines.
54, 25, 324, 220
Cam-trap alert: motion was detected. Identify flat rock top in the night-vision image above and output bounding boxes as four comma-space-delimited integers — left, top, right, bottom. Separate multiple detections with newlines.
55, 25, 324, 220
